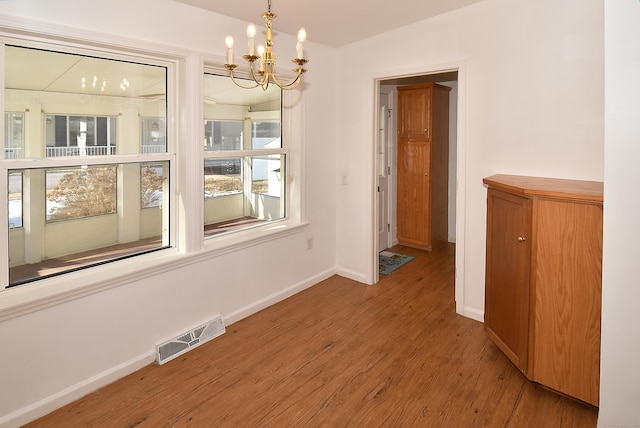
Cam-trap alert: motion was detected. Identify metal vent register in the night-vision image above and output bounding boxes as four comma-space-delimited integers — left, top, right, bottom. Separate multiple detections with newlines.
156, 316, 226, 364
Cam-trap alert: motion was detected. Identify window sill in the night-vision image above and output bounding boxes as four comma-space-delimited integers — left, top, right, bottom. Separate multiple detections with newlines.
0, 220, 308, 322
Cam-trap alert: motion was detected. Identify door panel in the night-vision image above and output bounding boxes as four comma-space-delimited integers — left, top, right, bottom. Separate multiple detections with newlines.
484, 189, 531, 372
397, 140, 430, 246
378, 93, 391, 251
398, 86, 432, 141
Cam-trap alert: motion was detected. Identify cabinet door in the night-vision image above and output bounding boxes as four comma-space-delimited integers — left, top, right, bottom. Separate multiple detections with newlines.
485, 189, 531, 373
531, 198, 602, 406
398, 86, 431, 140
397, 140, 431, 248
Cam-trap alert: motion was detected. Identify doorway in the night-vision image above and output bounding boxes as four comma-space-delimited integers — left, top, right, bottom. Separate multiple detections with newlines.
374, 68, 463, 311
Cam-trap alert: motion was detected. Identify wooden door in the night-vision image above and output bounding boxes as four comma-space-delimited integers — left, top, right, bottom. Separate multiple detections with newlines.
398, 86, 432, 141
531, 198, 602, 406
484, 188, 532, 373
397, 140, 431, 247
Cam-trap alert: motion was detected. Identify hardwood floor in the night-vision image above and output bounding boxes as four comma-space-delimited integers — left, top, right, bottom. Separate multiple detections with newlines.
25, 244, 598, 427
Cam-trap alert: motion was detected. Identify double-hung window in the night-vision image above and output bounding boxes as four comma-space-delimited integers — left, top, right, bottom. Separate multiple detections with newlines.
3, 44, 171, 287
203, 73, 285, 236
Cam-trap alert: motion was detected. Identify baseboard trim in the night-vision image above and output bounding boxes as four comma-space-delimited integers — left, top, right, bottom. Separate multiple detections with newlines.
463, 306, 484, 323
334, 267, 369, 285
2, 269, 339, 427
0, 351, 155, 428
224, 267, 337, 326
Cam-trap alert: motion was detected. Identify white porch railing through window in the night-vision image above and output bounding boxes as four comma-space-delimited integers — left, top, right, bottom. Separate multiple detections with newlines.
46, 146, 117, 157
4, 148, 23, 159
141, 144, 166, 154
5, 146, 165, 158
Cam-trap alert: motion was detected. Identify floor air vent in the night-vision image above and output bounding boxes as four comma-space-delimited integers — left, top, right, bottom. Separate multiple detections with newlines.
156, 315, 226, 364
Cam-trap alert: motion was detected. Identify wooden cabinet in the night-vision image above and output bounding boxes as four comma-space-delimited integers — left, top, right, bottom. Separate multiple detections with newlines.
398, 84, 432, 140
397, 83, 450, 250
483, 174, 603, 406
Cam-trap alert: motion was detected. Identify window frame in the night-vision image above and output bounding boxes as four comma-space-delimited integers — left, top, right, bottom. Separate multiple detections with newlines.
202, 71, 289, 237
0, 38, 177, 291
0, 21, 307, 321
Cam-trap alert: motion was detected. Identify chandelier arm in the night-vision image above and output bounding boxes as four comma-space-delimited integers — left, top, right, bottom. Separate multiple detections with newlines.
228, 70, 261, 89
269, 70, 303, 90
248, 65, 269, 89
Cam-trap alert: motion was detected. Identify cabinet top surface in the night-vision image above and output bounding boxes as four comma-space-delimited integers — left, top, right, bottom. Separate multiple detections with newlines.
483, 174, 603, 203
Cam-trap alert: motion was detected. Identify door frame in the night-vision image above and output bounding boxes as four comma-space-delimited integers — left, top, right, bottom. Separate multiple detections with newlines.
372, 60, 468, 317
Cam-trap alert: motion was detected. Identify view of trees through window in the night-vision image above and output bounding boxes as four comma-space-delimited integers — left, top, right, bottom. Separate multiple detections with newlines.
46, 167, 117, 221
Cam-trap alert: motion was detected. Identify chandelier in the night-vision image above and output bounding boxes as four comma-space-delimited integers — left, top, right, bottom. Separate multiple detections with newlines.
224, 0, 308, 90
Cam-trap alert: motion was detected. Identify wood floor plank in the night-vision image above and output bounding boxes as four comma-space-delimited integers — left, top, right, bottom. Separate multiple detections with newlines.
25, 244, 598, 427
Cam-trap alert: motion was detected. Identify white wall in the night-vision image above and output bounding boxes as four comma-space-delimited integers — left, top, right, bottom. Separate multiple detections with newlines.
0, 1, 337, 425
599, 0, 640, 425
335, 0, 604, 318
5, 0, 636, 425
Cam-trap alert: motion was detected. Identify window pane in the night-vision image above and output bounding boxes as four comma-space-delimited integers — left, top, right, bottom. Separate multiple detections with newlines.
204, 120, 242, 151
8, 163, 169, 287
8, 171, 22, 228
252, 154, 283, 197
204, 158, 242, 197
5, 45, 167, 157
252, 121, 281, 149
46, 166, 117, 222
4, 112, 24, 159
44, 115, 117, 156
141, 163, 165, 209
202, 73, 283, 236
141, 117, 166, 153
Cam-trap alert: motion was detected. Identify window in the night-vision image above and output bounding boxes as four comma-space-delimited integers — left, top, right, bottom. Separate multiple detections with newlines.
141, 163, 165, 209
8, 171, 22, 229
141, 117, 166, 153
204, 120, 242, 151
204, 158, 243, 197
203, 73, 285, 235
45, 115, 117, 156
4, 112, 23, 159
3, 44, 170, 287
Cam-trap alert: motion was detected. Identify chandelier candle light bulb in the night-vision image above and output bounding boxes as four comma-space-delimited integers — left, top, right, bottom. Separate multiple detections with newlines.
225, 36, 234, 65
297, 27, 306, 59
247, 24, 256, 56
257, 44, 265, 72
223, 0, 308, 90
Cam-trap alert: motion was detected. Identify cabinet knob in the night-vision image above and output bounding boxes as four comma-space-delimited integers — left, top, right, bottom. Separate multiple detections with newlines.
517, 236, 526, 243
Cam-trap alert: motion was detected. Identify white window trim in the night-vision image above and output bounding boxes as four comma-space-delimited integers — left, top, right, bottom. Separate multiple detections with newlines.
0, 16, 308, 322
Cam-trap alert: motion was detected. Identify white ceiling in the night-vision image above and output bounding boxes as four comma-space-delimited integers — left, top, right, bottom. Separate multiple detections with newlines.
175, 0, 486, 47
5, 46, 277, 107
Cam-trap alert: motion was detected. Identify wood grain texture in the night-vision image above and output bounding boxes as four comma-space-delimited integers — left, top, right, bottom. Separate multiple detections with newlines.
483, 175, 603, 203
484, 189, 532, 373
25, 244, 597, 427
484, 175, 603, 407
532, 199, 602, 405
397, 140, 431, 247
397, 83, 450, 251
